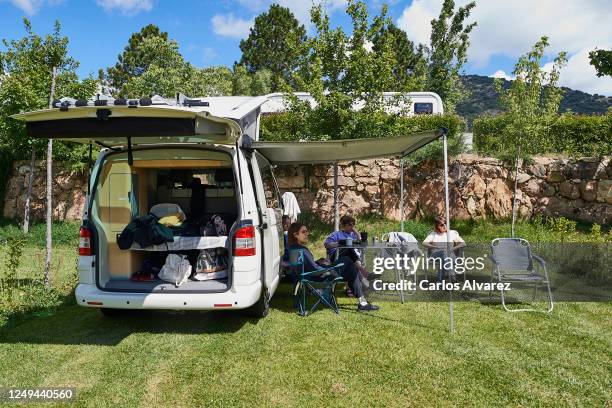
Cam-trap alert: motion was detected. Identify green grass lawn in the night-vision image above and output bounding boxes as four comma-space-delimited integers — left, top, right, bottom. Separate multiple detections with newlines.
0, 290, 610, 407
0, 218, 610, 407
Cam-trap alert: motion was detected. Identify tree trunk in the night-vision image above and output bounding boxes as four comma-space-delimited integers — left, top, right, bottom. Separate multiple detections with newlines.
22, 149, 36, 233
43, 67, 57, 288
511, 145, 521, 238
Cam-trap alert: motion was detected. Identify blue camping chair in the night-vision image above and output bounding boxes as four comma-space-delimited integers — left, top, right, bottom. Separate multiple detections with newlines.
288, 249, 344, 316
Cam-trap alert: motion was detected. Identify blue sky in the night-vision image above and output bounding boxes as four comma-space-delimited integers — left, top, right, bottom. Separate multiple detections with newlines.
1, 0, 611, 95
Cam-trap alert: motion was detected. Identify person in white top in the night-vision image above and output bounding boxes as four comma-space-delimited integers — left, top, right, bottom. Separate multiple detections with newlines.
423, 216, 466, 281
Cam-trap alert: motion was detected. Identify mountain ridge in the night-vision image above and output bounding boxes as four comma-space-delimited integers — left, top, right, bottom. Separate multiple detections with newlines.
456, 74, 612, 129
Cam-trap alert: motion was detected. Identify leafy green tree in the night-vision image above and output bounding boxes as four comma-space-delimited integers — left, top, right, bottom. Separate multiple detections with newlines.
494, 36, 567, 235
494, 36, 567, 159
239, 4, 307, 91
588, 49, 612, 77
287, 0, 403, 140
0, 19, 96, 259
0, 19, 97, 161
119, 36, 232, 98
100, 24, 168, 94
372, 23, 427, 92
231, 64, 272, 96
426, 0, 476, 113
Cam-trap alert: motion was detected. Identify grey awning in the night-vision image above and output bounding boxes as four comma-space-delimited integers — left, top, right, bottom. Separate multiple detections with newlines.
251, 130, 442, 164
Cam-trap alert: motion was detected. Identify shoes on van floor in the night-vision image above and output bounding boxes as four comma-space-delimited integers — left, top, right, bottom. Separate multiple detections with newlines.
357, 303, 380, 312
130, 272, 155, 282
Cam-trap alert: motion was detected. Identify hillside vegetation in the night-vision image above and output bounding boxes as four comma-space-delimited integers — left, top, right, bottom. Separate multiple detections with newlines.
457, 74, 612, 128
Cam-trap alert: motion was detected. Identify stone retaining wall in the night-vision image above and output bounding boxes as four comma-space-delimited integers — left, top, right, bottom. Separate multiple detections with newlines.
3, 155, 611, 225
2, 161, 87, 221
274, 154, 612, 225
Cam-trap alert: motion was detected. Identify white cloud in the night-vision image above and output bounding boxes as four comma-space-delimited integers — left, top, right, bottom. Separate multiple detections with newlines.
8, 0, 63, 15
397, 0, 612, 95
396, 0, 434, 47
211, 14, 253, 39
490, 70, 514, 81
551, 47, 612, 95
96, 0, 153, 16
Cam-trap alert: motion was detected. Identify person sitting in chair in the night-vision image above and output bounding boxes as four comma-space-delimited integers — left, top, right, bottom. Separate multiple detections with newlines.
324, 215, 375, 293
288, 222, 379, 312
423, 216, 466, 281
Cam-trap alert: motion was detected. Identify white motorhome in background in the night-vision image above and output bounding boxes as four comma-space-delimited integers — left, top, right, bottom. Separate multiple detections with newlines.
13, 92, 443, 318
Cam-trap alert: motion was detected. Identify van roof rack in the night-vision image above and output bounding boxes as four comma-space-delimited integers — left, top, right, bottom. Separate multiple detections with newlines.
50, 93, 210, 110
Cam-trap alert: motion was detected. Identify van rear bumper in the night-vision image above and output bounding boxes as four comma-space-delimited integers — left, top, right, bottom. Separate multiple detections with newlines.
75, 281, 262, 310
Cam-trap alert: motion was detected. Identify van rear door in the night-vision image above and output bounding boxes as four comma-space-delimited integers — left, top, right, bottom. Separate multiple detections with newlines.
249, 152, 283, 294
12, 104, 241, 146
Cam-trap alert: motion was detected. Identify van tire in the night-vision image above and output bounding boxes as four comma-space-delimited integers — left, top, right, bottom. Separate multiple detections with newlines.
244, 288, 270, 318
100, 308, 124, 317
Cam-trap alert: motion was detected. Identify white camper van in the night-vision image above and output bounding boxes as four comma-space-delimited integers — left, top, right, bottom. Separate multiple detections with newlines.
14, 92, 443, 318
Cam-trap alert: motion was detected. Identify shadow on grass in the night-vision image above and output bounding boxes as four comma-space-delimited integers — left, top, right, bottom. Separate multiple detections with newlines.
0, 279, 462, 346
0, 302, 258, 346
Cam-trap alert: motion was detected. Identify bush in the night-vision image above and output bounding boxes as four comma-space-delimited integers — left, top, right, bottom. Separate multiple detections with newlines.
260, 111, 466, 163
473, 113, 612, 157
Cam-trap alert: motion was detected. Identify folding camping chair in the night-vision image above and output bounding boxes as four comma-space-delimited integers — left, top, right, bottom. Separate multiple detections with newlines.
490, 238, 554, 313
288, 249, 345, 316
380, 232, 423, 302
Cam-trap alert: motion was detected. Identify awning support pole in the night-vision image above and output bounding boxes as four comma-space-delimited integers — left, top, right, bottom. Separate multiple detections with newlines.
334, 162, 339, 231
442, 129, 454, 333
400, 157, 404, 232
87, 143, 92, 196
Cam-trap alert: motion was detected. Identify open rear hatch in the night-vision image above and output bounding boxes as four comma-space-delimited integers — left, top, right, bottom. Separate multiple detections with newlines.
12, 104, 241, 146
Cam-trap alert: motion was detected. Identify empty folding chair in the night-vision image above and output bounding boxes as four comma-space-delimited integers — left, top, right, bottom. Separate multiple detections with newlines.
288, 249, 345, 316
490, 238, 554, 313
381, 232, 423, 302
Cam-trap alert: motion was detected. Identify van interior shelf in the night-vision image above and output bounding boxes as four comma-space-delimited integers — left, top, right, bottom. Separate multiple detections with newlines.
129, 236, 228, 251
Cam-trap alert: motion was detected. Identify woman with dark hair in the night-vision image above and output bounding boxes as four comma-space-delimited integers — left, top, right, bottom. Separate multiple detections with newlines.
288, 222, 379, 312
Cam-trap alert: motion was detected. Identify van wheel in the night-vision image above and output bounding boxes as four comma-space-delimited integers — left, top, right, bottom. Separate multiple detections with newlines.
244, 288, 270, 318
100, 308, 124, 317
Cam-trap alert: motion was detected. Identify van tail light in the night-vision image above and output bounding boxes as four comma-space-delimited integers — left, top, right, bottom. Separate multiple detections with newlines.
233, 225, 256, 256
79, 226, 93, 256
